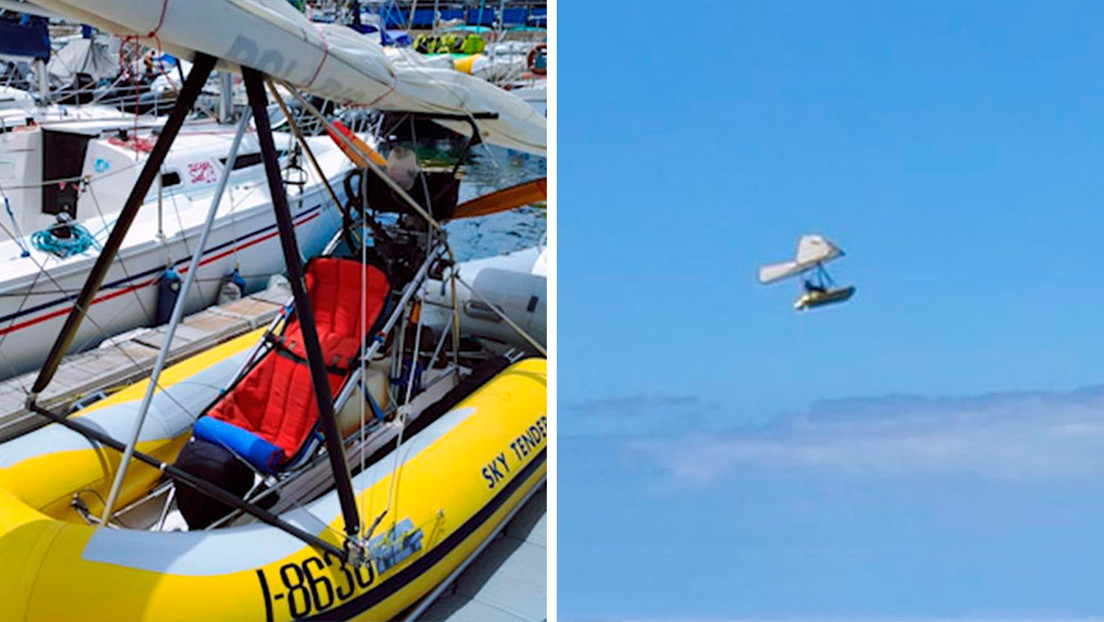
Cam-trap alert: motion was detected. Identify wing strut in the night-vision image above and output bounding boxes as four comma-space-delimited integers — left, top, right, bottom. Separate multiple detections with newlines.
243, 67, 364, 550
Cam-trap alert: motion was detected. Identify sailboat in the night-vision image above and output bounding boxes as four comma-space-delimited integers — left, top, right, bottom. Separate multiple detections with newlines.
0, 7, 364, 380
0, 2, 547, 620
0, 104, 355, 379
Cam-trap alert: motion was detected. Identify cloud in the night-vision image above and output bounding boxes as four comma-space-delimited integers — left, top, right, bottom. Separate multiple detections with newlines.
625, 384, 1104, 483
566, 394, 701, 417
561, 395, 714, 437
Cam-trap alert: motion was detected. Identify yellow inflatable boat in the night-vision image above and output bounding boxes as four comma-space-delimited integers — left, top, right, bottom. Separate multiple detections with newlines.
0, 326, 546, 621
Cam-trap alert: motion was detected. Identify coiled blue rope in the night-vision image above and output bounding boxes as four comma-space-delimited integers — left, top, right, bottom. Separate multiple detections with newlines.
31, 221, 102, 258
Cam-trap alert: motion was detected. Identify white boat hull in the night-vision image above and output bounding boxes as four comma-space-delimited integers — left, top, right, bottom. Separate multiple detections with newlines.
0, 184, 343, 380
423, 245, 546, 355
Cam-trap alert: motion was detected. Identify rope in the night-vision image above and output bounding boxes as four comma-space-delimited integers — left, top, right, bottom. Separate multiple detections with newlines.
0, 213, 197, 422
30, 221, 101, 258
148, 0, 170, 41
277, 82, 442, 232
304, 24, 331, 90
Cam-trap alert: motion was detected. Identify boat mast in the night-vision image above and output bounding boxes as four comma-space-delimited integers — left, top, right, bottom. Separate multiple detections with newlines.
217, 71, 233, 123
33, 58, 47, 101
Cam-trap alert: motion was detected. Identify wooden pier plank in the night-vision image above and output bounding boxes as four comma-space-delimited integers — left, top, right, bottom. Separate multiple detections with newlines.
0, 287, 284, 440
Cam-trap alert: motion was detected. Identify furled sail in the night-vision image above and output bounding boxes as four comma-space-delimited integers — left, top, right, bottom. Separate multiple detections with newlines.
28, 0, 547, 155
758, 234, 844, 283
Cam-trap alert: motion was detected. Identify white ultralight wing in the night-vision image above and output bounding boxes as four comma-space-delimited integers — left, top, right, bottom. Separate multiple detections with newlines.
758, 260, 805, 284
795, 234, 843, 265
758, 234, 844, 284
29, 0, 547, 156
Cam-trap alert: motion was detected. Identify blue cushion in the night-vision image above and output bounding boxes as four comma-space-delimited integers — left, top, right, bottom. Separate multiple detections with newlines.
194, 416, 286, 474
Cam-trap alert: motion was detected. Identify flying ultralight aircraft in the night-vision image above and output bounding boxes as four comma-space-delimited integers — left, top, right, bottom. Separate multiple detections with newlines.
759, 234, 855, 310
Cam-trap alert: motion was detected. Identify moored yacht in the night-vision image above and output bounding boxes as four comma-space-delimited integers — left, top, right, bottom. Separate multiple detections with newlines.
0, 114, 355, 378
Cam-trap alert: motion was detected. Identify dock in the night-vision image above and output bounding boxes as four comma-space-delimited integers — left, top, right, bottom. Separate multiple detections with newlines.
0, 284, 290, 441
417, 484, 547, 622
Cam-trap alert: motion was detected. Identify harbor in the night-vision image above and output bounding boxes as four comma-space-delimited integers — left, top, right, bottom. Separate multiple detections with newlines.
0, 282, 289, 441
0, 1, 548, 620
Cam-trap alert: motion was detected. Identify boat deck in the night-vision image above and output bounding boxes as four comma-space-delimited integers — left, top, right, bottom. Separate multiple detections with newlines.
417, 484, 547, 622
0, 286, 289, 441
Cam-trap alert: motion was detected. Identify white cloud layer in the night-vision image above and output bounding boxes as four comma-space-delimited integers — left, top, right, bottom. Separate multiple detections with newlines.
627, 386, 1104, 483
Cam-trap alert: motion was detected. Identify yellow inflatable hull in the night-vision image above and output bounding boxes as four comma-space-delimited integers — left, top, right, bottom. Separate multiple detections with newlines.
0, 335, 547, 621
0, 329, 268, 523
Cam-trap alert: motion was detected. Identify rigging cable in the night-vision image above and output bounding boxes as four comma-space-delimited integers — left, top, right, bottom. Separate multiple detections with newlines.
0, 185, 30, 257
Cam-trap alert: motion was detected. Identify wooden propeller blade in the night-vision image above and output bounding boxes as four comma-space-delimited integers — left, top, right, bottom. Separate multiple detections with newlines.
454, 177, 547, 219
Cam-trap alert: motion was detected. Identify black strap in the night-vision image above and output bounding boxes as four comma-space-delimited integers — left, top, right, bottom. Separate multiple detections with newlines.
264, 331, 354, 376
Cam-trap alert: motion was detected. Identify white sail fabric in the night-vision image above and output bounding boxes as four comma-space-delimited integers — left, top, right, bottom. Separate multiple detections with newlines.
758, 234, 844, 284
29, 0, 547, 155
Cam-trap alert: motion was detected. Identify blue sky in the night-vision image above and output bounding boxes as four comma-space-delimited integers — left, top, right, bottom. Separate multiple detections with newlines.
559, 1, 1104, 619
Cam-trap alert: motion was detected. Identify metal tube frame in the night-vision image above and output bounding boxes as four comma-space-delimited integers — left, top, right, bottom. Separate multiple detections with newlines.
100, 109, 256, 523
220, 240, 443, 456
275, 82, 444, 232
329, 244, 445, 419
23, 59, 477, 563
203, 245, 448, 530
28, 401, 344, 558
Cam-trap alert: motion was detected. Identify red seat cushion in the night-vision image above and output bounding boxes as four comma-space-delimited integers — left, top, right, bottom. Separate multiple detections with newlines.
207, 257, 389, 461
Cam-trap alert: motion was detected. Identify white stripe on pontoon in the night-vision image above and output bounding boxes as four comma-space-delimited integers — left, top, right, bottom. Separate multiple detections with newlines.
80, 407, 476, 575
0, 353, 247, 469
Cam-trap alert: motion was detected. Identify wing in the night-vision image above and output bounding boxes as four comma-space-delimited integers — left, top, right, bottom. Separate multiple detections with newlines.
795, 234, 843, 265
758, 260, 812, 284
